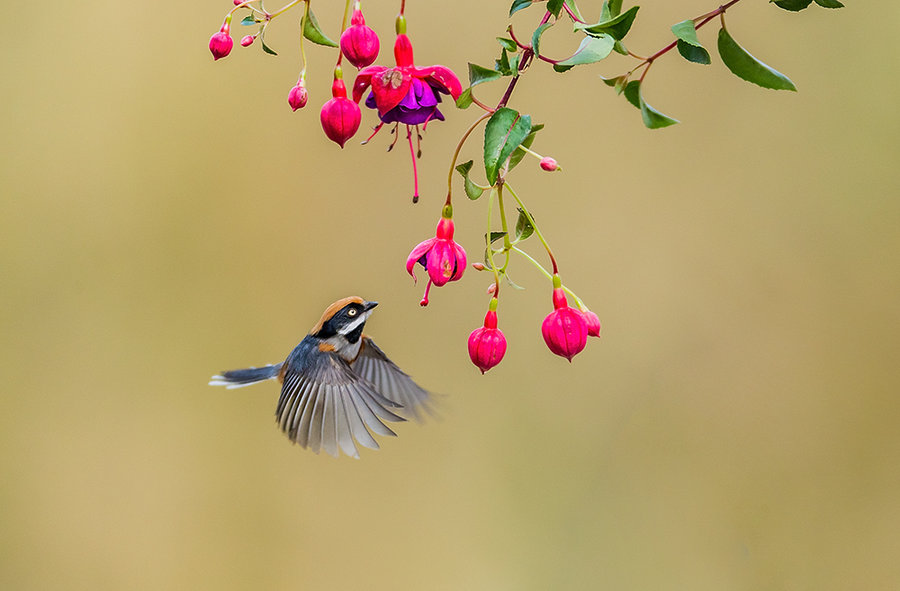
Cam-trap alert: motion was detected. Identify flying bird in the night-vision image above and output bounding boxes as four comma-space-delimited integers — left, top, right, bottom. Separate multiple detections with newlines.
210, 297, 433, 458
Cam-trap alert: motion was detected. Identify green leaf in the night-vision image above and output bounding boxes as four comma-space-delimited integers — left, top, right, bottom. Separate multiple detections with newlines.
531, 22, 554, 57
456, 160, 487, 200
261, 37, 277, 55
468, 63, 502, 86
497, 37, 518, 52
676, 40, 711, 65
303, 8, 338, 47
488, 232, 507, 245
640, 96, 679, 129
600, 0, 623, 20
484, 108, 533, 185
578, 6, 639, 41
623, 80, 641, 109
564, 0, 585, 21
514, 208, 535, 241
671, 19, 701, 47
455, 88, 473, 109
548, 0, 565, 17
552, 35, 616, 72
772, 0, 813, 10
509, 0, 533, 16
814, 0, 844, 7
508, 123, 544, 171
612, 40, 629, 55
496, 49, 512, 76
717, 27, 797, 91
241, 15, 260, 26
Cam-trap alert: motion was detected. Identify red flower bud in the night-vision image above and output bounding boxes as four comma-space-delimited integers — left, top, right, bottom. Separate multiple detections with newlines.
209, 26, 234, 61
288, 83, 308, 111
240, 35, 254, 47
340, 9, 380, 69
541, 287, 588, 361
582, 310, 601, 337
233, 0, 243, 5
320, 79, 361, 147
468, 309, 507, 374
540, 157, 559, 172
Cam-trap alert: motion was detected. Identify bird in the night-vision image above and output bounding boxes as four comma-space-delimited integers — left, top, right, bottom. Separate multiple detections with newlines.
209, 297, 433, 458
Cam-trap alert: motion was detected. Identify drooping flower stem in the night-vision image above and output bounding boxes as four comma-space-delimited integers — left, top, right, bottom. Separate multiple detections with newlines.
341, 0, 353, 32
446, 112, 492, 206
297, 0, 310, 84
504, 181, 557, 275
495, 183, 513, 272
485, 187, 502, 298
511, 246, 586, 310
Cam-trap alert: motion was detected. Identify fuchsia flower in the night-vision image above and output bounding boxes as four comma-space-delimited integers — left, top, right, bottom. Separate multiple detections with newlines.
209, 21, 233, 61
468, 303, 507, 374
240, 35, 255, 47
542, 282, 588, 361
340, 5, 380, 69
353, 33, 461, 126
406, 212, 467, 306
540, 157, 559, 172
288, 83, 308, 111
582, 310, 601, 337
320, 76, 361, 148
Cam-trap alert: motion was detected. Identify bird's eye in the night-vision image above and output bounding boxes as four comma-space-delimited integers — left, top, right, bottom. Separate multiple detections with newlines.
347, 309, 358, 317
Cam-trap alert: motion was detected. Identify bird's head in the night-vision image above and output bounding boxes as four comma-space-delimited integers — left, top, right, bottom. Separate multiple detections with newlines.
310, 297, 378, 348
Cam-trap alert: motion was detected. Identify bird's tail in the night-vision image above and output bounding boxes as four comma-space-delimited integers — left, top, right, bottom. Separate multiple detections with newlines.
209, 363, 282, 389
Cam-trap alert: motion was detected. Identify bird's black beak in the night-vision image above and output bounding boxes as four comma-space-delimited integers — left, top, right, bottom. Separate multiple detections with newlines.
363, 301, 379, 311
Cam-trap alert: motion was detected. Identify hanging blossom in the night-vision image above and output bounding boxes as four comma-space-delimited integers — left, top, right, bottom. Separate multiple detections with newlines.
406, 206, 466, 306
352, 16, 461, 202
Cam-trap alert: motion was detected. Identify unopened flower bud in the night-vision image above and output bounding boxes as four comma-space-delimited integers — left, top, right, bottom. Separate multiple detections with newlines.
209, 26, 234, 61
582, 310, 601, 337
320, 78, 361, 147
240, 35, 254, 47
233, 0, 243, 5
340, 8, 380, 68
541, 284, 588, 361
540, 157, 559, 172
487, 283, 497, 295
472, 262, 486, 271
468, 307, 507, 374
288, 83, 308, 111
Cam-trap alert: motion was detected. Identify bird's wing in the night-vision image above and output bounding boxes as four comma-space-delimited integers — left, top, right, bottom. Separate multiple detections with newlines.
350, 336, 435, 422
277, 351, 404, 459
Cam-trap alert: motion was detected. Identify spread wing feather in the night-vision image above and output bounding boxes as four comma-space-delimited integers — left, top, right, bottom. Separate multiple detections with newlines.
351, 337, 434, 422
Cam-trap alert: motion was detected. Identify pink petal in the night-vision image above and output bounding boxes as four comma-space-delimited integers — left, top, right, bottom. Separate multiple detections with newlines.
370, 67, 413, 115
351, 65, 385, 103
406, 238, 435, 282
413, 65, 463, 100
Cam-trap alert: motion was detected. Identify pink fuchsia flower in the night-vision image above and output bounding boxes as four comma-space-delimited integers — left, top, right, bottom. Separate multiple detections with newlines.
320, 75, 361, 148
582, 310, 601, 337
406, 209, 467, 306
240, 35, 255, 47
288, 82, 308, 111
352, 33, 461, 126
468, 302, 507, 374
209, 20, 234, 61
340, 5, 380, 69
541, 281, 588, 361
540, 157, 559, 172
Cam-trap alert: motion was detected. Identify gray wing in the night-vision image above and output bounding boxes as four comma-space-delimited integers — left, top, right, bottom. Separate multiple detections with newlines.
350, 337, 435, 422
276, 352, 404, 459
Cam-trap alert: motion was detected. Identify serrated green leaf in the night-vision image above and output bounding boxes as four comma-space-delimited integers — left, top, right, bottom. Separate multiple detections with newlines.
509, 53, 521, 74
497, 37, 518, 52
579, 5, 638, 41
772, 0, 813, 11
717, 27, 796, 91
496, 49, 512, 76
531, 22, 554, 57
623, 80, 641, 109
484, 108, 533, 185
671, 19, 701, 46
814, 0, 843, 7
508, 123, 544, 171
468, 63, 503, 87
455, 88, 473, 109
303, 8, 338, 47
676, 39, 711, 64
552, 35, 616, 72
509, 0, 533, 17
548, 0, 565, 17
456, 160, 487, 200
515, 208, 535, 241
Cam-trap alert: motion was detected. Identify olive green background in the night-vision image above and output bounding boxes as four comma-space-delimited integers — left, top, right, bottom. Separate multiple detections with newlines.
2, 1, 898, 589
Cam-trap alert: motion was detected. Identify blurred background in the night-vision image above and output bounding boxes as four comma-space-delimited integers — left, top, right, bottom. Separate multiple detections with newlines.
2, 1, 898, 589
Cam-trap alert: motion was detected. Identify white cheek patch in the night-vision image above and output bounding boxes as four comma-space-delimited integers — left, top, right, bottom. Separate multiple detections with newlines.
337, 310, 371, 336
